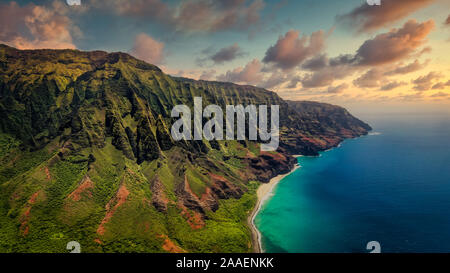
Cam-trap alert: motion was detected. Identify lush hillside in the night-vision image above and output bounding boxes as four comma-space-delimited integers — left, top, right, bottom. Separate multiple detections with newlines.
0, 44, 370, 253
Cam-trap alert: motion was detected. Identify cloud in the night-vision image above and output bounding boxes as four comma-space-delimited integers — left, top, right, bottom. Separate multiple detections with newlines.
385, 59, 429, 75
411, 46, 433, 60
90, 0, 171, 20
327, 83, 349, 94
0, 1, 78, 49
217, 59, 263, 85
210, 57, 295, 89
163, 67, 208, 80
90, 0, 265, 33
412, 71, 442, 91
338, 0, 435, 33
432, 80, 450, 89
199, 69, 217, 80
302, 54, 329, 71
353, 20, 435, 66
400, 92, 424, 101
67, 0, 81, 6
353, 68, 384, 88
211, 43, 245, 64
260, 71, 293, 89
299, 20, 434, 90
129, 33, 165, 65
301, 65, 355, 88
301, 70, 336, 88
263, 29, 327, 70
287, 76, 302, 89
175, 0, 265, 32
200, 43, 246, 65
430, 92, 449, 98
380, 81, 407, 91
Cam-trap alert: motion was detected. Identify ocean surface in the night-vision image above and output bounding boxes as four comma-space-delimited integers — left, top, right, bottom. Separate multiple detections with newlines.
255, 112, 450, 253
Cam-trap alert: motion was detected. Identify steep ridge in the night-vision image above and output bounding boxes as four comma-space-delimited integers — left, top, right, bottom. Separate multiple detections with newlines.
0, 44, 370, 253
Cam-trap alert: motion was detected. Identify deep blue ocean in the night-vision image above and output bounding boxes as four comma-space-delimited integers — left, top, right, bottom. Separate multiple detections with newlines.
255, 112, 450, 253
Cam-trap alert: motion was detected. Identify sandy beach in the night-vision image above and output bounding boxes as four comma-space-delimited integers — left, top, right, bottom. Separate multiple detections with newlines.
248, 163, 301, 253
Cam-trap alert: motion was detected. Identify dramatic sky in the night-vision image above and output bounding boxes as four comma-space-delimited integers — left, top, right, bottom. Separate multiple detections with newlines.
1, 0, 450, 113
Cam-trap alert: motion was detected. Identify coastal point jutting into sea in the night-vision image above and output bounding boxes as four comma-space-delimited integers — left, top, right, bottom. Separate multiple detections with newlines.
256, 112, 450, 253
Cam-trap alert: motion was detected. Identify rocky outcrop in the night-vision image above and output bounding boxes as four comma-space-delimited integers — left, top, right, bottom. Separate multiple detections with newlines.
176, 173, 246, 216
176, 176, 207, 214
150, 176, 169, 212
209, 173, 244, 199
244, 151, 297, 183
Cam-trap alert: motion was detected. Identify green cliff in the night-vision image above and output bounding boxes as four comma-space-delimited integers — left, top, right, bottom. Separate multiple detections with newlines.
0, 44, 371, 253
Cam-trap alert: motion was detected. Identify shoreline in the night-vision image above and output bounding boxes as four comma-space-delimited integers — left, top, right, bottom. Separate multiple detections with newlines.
248, 137, 368, 252
248, 163, 301, 253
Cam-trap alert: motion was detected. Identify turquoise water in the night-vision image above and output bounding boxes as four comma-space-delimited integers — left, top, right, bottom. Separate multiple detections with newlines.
255, 112, 450, 253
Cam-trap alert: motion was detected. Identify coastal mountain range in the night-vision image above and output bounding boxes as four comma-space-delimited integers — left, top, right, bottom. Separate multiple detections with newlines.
0, 44, 371, 253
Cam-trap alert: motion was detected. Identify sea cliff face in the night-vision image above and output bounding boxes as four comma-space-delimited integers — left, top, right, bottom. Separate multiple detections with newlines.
284, 100, 372, 155
0, 44, 370, 253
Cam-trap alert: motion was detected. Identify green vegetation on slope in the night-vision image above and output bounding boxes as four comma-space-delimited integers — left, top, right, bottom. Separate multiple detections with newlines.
0, 45, 370, 253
